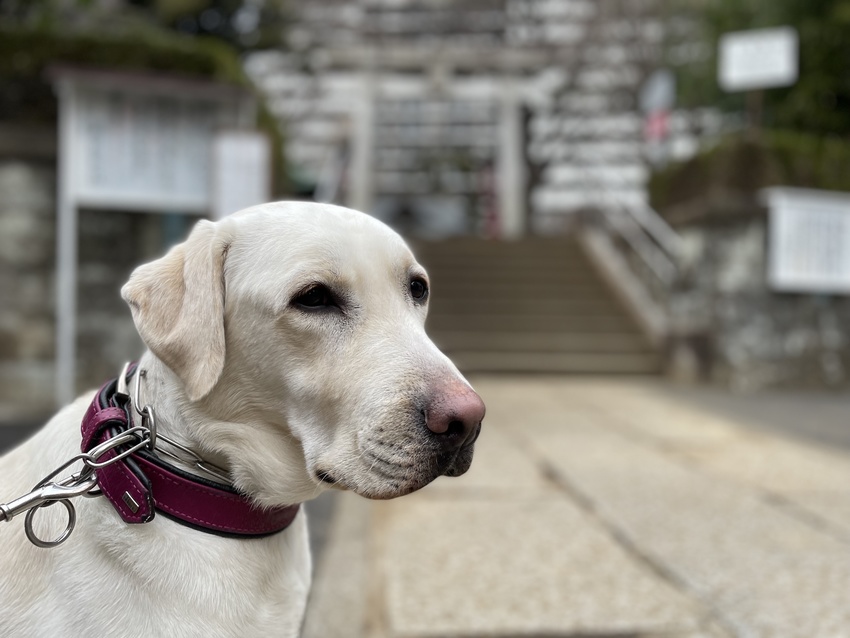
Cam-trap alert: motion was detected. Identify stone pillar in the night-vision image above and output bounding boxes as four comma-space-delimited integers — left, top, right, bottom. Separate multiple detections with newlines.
55, 79, 79, 406
497, 79, 526, 239
347, 66, 376, 213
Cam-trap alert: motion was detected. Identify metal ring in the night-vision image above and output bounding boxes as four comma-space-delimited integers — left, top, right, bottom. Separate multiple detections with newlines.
133, 368, 147, 417
84, 431, 149, 469
142, 405, 157, 450
24, 500, 76, 549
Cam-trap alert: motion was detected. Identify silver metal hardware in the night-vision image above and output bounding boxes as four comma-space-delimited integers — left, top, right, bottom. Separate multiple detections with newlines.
133, 368, 157, 450
83, 427, 150, 469
26, 497, 77, 548
1, 362, 232, 549
122, 492, 140, 514
131, 366, 229, 483
154, 434, 231, 483
0, 417, 153, 548
1, 471, 99, 548
0, 474, 97, 524
116, 361, 132, 398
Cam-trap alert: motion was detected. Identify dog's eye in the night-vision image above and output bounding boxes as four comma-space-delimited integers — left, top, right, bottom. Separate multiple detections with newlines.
410, 277, 428, 302
293, 285, 334, 309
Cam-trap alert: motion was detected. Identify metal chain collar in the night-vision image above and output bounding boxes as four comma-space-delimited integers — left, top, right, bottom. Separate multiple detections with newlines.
0, 364, 229, 548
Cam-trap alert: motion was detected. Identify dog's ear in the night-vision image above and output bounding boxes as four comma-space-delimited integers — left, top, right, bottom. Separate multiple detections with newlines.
121, 220, 231, 402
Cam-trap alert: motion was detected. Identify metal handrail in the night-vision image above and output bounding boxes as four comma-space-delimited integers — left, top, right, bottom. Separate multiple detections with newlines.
602, 205, 678, 285
578, 165, 681, 287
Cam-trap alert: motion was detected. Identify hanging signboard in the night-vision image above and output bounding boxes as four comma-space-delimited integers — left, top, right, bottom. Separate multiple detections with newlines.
50, 67, 268, 405
718, 27, 798, 92
763, 187, 850, 294
75, 89, 215, 212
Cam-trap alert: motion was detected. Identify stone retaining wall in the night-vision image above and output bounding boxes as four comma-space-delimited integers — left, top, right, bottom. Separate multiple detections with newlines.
0, 132, 191, 423
668, 207, 850, 391
0, 159, 57, 421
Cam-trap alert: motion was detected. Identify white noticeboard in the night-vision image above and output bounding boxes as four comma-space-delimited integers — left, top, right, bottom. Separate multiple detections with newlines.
212, 131, 272, 219
75, 89, 216, 212
719, 27, 798, 92
51, 68, 265, 406
764, 188, 850, 294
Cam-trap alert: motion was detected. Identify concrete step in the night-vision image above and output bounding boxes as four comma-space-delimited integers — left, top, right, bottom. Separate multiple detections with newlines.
423, 259, 594, 271
432, 331, 653, 353
416, 252, 586, 268
426, 314, 637, 332
412, 237, 660, 375
429, 300, 624, 315
420, 258, 590, 270
446, 351, 661, 374
430, 278, 610, 296
417, 245, 586, 258
430, 292, 620, 304
431, 272, 612, 292
427, 267, 607, 281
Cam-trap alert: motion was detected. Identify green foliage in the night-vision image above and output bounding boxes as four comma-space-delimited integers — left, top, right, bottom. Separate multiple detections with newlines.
0, 0, 291, 51
145, 0, 292, 52
0, 28, 245, 83
0, 26, 247, 126
650, 131, 850, 214
1, 31, 289, 196
672, 0, 850, 136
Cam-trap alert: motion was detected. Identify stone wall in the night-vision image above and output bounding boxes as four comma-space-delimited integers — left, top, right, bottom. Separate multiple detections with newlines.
0, 159, 57, 421
0, 131, 194, 423
76, 209, 183, 396
668, 209, 850, 391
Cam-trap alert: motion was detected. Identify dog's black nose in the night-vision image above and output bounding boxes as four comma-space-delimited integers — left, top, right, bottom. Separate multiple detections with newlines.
424, 381, 485, 452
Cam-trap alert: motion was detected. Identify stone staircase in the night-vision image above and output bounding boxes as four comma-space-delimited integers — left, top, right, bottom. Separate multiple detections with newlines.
413, 236, 661, 374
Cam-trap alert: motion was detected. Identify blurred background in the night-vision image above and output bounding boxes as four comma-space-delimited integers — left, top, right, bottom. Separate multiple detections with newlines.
2, 1, 850, 636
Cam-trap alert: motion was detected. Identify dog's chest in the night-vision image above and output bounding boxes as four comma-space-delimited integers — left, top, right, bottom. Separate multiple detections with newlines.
20, 503, 312, 638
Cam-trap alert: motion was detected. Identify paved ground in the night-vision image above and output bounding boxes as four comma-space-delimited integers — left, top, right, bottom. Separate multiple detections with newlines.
4, 378, 850, 636
303, 377, 850, 638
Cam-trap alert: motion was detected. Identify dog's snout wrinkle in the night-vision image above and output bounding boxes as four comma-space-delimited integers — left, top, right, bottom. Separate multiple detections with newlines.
363, 449, 415, 470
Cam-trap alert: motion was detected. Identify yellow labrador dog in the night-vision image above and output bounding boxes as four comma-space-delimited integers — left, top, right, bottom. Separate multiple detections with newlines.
0, 202, 485, 637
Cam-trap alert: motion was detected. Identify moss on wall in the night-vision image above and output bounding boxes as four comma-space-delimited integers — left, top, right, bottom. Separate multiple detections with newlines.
0, 26, 288, 195
0, 26, 245, 84
650, 132, 850, 224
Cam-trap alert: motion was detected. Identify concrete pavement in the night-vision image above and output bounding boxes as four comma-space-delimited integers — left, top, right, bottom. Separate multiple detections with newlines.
303, 377, 850, 638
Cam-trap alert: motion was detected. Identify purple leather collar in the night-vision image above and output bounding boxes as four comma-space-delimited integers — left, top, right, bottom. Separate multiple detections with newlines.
80, 373, 300, 537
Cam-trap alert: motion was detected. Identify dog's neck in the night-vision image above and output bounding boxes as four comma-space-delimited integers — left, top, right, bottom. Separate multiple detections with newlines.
133, 353, 323, 508
132, 353, 227, 472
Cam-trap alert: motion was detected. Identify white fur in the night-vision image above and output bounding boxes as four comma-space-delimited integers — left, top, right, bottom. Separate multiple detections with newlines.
0, 202, 481, 637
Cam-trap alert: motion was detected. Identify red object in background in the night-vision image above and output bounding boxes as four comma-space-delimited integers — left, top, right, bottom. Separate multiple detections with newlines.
644, 110, 670, 142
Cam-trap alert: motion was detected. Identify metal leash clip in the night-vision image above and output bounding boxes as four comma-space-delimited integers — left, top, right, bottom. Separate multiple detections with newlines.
1, 363, 231, 548
0, 401, 151, 548
0, 462, 99, 548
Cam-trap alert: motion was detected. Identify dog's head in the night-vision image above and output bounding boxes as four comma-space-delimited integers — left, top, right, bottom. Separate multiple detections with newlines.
121, 202, 484, 506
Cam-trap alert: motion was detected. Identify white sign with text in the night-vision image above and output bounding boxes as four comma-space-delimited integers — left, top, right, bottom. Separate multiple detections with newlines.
765, 188, 850, 294
719, 27, 798, 92
75, 89, 219, 212
50, 68, 261, 405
